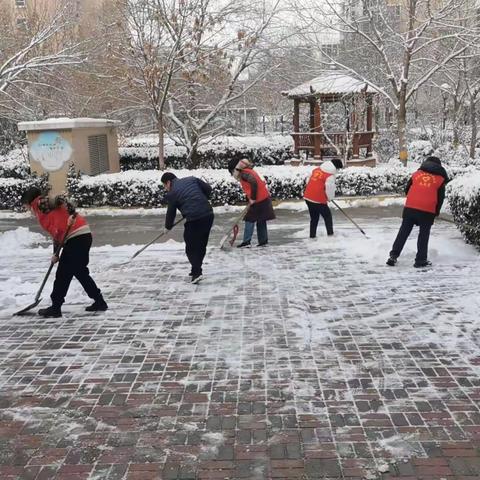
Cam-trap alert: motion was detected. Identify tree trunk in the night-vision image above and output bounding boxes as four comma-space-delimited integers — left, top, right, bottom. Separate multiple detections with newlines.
470, 99, 477, 159
188, 135, 200, 169
398, 98, 408, 166
189, 148, 200, 169
453, 96, 460, 147
158, 115, 165, 170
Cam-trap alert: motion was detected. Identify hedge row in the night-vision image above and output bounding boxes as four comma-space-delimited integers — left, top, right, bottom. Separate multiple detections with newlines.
63, 163, 419, 208
0, 149, 31, 179
120, 135, 293, 170
447, 171, 480, 249
0, 177, 48, 210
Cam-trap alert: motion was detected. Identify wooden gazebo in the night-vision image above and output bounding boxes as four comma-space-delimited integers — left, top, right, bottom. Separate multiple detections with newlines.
282, 71, 377, 166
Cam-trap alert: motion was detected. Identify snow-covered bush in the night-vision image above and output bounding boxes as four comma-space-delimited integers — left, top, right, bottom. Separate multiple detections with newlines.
0, 177, 49, 210
0, 148, 31, 179
407, 140, 480, 168
120, 134, 293, 170
447, 171, 480, 248
374, 129, 398, 163
66, 164, 421, 208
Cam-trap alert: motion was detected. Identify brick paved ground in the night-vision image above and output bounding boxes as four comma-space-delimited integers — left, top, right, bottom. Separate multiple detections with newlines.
1, 210, 480, 479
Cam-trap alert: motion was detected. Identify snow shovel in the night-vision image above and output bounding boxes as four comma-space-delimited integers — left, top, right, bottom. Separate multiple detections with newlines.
125, 217, 186, 263
331, 199, 368, 237
219, 205, 250, 249
14, 222, 74, 316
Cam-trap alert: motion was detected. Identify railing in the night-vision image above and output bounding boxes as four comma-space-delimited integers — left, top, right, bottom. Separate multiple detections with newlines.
290, 131, 374, 158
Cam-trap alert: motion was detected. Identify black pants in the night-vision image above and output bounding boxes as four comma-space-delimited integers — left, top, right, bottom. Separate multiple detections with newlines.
306, 200, 333, 237
184, 214, 214, 276
390, 217, 432, 263
51, 233, 101, 307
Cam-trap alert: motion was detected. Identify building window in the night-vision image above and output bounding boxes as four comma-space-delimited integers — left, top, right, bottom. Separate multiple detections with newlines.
16, 18, 27, 30
322, 44, 338, 59
88, 135, 109, 175
15, 0, 26, 7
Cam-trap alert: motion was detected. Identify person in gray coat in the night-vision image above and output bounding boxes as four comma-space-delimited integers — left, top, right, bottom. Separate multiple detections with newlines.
162, 173, 214, 284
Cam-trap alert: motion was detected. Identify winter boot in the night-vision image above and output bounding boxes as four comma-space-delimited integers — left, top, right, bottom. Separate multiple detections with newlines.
414, 260, 432, 269
386, 256, 398, 266
191, 274, 203, 284
85, 296, 108, 312
38, 305, 62, 318
237, 241, 251, 248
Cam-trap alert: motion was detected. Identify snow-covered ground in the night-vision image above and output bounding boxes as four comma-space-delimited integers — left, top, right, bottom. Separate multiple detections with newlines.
0, 207, 479, 478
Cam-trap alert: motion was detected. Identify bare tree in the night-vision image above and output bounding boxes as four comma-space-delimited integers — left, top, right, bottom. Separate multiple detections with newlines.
163, 0, 281, 167
293, 0, 478, 164
106, 0, 203, 169
0, 2, 84, 118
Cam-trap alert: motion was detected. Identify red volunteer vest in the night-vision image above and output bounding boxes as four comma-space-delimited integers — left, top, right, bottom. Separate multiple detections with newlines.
31, 197, 88, 243
303, 167, 332, 204
240, 168, 270, 202
405, 171, 445, 214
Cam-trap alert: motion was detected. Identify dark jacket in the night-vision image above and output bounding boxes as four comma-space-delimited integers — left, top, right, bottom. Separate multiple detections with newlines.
403, 158, 449, 224
164, 177, 213, 229
244, 197, 276, 223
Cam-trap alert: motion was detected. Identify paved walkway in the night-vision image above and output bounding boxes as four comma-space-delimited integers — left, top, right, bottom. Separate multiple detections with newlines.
1, 207, 480, 479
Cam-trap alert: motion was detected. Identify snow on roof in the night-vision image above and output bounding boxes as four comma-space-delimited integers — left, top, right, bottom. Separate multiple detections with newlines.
18, 117, 121, 131
283, 71, 377, 98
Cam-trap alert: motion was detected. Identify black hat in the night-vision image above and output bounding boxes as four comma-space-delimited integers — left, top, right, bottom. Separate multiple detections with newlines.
425, 156, 441, 165
161, 172, 177, 183
331, 158, 344, 170
20, 187, 42, 205
227, 158, 239, 174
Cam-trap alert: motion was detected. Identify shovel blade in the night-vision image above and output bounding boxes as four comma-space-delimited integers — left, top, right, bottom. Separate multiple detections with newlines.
14, 298, 41, 316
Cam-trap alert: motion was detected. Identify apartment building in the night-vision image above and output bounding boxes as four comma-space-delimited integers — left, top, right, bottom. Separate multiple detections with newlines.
5, 0, 104, 31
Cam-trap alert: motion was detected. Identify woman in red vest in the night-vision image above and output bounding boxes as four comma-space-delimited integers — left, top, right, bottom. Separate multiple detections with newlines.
228, 159, 275, 247
387, 156, 449, 268
304, 159, 343, 238
21, 187, 107, 317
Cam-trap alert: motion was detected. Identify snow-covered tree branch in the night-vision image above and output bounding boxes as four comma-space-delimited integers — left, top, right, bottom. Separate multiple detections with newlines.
292, 0, 479, 164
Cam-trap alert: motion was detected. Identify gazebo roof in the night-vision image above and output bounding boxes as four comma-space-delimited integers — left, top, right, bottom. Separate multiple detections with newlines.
282, 71, 377, 99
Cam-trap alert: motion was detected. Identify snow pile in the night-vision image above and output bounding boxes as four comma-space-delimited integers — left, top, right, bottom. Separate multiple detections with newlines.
447, 170, 480, 248
0, 228, 47, 309
120, 134, 293, 170
0, 227, 45, 252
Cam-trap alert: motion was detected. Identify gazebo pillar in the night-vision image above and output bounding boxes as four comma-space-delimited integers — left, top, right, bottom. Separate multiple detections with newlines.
351, 101, 359, 159
313, 100, 322, 159
293, 99, 300, 156
366, 94, 373, 156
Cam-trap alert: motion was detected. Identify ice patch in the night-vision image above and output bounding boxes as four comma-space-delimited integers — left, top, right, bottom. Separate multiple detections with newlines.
377, 434, 424, 458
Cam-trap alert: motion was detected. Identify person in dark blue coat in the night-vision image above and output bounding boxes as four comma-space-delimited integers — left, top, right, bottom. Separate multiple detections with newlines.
161, 172, 214, 284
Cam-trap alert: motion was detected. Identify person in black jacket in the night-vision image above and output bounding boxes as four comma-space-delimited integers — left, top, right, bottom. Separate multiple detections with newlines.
387, 156, 449, 268
162, 173, 214, 284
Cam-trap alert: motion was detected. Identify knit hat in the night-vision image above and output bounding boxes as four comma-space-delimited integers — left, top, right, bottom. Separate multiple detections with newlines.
227, 158, 252, 179
425, 156, 441, 165
20, 187, 42, 205
331, 158, 344, 170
